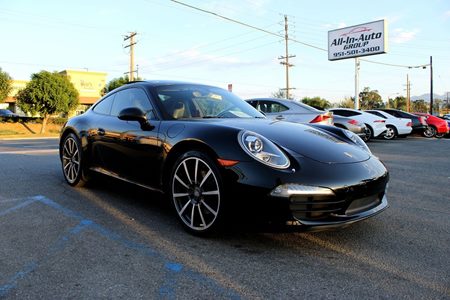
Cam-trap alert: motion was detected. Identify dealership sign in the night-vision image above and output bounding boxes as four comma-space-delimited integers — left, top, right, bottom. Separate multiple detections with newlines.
328, 20, 387, 61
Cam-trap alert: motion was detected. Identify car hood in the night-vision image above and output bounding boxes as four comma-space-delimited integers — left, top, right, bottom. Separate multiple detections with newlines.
204, 118, 371, 164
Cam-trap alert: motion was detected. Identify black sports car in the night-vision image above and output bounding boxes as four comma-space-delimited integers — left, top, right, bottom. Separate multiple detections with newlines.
59, 81, 389, 234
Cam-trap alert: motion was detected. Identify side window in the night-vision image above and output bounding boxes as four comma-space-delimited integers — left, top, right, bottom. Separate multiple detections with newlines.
330, 110, 347, 117
260, 101, 288, 113
247, 100, 257, 108
371, 111, 386, 119
92, 94, 115, 115
128, 88, 155, 120
110, 88, 155, 119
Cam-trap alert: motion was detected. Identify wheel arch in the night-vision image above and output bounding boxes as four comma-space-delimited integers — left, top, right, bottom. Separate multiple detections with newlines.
364, 123, 374, 137
60, 127, 90, 161
161, 139, 220, 192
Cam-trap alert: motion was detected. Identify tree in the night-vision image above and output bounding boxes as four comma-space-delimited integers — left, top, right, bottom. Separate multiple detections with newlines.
301, 97, 331, 110
102, 76, 143, 95
388, 96, 407, 111
433, 99, 442, 114
0, 67, 12, 103
359, 87, 384, 110
338, 97, 354, 108
16, 71, 79, 134
102, 76, 129, 95
411, 99, 428, 113
271, 88, 293, 100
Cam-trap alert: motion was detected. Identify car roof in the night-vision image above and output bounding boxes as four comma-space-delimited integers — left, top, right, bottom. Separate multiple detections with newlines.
125, 80, 207, 88
246, 98, 322, 111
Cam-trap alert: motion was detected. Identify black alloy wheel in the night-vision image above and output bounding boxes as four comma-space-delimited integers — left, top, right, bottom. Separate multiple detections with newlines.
170, 151, 223, 234
61, 133, 89, 187
362, 125, 372, 142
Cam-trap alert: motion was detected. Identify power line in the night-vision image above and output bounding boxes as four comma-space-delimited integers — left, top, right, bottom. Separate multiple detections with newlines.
169, 0, 431, 69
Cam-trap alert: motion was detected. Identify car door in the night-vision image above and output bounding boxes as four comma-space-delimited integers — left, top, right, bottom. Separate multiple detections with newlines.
93, 87, 163, 187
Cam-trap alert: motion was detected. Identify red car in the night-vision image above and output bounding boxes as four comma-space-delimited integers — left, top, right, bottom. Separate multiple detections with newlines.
414, 113, 449, 138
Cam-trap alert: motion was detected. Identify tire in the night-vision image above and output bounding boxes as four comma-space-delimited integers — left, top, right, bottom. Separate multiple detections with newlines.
61, 133, 90, 187
383, 126, 397, 140
170, 151, 224, 235
435, 132, 445, 138
423, 126, 436, 138
362, 125, 372, 142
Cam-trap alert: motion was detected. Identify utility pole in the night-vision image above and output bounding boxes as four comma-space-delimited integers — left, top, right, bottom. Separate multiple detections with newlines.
447, 92, 449, 109
429, 56, 433, 115
406, 74, 411, 112
354, 58, 360, 109
278, 15, 295, 99
124, 32, 137, 81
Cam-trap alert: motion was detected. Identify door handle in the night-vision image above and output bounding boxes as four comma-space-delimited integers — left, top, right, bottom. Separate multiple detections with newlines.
97, 128, 105, 136
275, 115, 284, 120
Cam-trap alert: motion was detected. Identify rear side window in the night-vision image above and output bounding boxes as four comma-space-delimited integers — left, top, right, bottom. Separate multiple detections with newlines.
258, 101, 288, 113
331, 110, 359, 117
367, 111, 386, 119
93, 94, 115, 115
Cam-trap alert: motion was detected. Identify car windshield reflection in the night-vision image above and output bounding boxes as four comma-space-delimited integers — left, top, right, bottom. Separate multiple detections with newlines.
156, 84, 265, 120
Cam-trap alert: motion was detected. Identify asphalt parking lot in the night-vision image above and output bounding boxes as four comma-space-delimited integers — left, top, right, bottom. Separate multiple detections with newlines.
0, 137, 449, 299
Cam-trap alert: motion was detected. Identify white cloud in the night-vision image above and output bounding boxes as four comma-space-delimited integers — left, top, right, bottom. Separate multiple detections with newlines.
390, 28, 419, 44
445, 10, 450, 19
203, 0, 269, 17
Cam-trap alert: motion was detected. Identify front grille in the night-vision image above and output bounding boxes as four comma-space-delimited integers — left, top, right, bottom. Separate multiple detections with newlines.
290, 194, 345, 220
290, 174, 388, 221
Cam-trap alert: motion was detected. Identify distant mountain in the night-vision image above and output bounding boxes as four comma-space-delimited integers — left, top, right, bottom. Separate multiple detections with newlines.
410, 93, 448, 101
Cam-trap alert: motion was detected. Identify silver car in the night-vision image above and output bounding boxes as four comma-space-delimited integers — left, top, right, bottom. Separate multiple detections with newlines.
246, 98, 333, 125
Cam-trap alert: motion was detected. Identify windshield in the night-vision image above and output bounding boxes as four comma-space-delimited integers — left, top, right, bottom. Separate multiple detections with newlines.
156, 84, 265, 120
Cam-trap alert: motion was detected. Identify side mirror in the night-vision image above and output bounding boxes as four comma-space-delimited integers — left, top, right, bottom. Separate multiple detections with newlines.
118, 107, 154, 130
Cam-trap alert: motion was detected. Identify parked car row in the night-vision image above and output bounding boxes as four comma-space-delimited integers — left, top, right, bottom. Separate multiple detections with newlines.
245, 98, 449, 141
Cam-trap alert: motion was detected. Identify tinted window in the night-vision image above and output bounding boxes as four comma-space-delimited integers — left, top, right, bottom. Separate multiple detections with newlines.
331, 110, 359, 117
93, 94, 115, 115
111, 88, 154, 119
247, 100, 257, 108
258, 101, 289, 113
367, 111, 386, 119
383, 110, 399, 117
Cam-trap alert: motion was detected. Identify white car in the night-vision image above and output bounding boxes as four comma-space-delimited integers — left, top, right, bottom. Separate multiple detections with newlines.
328, 108, 387, 142
365, 110, 413, 140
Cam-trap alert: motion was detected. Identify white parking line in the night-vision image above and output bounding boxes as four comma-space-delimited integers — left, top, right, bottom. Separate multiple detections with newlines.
0, 149, 59, 155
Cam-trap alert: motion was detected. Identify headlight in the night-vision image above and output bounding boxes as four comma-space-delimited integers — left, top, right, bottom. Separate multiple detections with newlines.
342, 129, 371, 154
238, 131, 290, 169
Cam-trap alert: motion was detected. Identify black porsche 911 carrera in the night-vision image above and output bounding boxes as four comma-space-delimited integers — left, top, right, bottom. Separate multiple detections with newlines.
59, 80, 388, 234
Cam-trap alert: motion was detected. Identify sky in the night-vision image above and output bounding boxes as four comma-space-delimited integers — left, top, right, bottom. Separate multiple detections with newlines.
1, 0, 449, 103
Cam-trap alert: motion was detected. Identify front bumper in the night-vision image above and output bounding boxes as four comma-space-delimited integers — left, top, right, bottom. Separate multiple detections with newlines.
269, 174, 388, 229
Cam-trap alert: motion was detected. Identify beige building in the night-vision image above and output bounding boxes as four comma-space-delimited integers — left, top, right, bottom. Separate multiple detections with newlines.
5, 70, 107, 115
